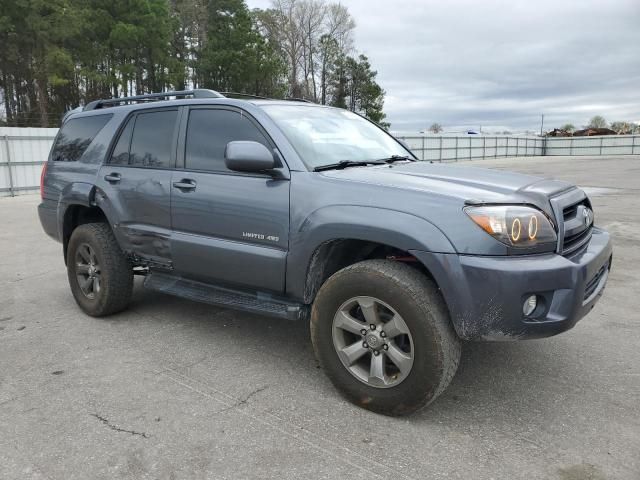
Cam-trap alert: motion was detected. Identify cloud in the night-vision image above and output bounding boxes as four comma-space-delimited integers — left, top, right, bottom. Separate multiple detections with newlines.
246, 0, 640, 132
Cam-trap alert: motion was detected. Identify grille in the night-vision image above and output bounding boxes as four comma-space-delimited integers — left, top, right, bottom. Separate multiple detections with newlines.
561, 199, 593, 255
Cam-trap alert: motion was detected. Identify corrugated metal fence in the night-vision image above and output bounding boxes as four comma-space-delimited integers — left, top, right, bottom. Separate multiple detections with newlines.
395, 134, 640, 161
1, 127, 58, 197
1, 127, 639, 197
543, 134, 640, 156
397, 135, 546, 161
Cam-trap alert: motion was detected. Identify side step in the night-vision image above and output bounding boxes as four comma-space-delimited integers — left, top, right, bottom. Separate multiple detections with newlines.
144, 273, 309, 321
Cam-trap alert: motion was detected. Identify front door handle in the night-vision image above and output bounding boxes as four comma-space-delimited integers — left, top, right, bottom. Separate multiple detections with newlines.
172, 179, 197, 191
104, 173, 121, 183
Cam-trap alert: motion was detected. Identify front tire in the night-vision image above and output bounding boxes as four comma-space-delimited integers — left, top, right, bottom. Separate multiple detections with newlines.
67, 223, 133, 317
310, 259, 461, 416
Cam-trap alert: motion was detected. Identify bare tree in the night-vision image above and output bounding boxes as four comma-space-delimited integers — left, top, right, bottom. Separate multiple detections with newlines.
264, 0, 355, 101
296, 0, 326, 100
429, 123, 443, 134
587, 115, 608, 129
325, 3, 355, 54
262, 0, 305, 97
610, 121, 633, 134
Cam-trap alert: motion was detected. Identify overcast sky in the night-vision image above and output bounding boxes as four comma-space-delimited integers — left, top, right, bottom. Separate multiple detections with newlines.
246, 0, 640, 133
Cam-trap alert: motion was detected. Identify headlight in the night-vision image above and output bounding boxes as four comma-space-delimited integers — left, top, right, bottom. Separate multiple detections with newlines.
464, 205, 557, 249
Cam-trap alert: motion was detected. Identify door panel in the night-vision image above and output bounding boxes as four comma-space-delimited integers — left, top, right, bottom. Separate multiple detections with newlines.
170, 107, 290, 293
96, 166, 173, 265
170, 173, 289, 292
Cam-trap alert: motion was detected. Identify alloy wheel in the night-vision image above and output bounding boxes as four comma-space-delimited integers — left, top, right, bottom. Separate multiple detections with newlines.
75, 243, 101, 299
332, 296, 414, 388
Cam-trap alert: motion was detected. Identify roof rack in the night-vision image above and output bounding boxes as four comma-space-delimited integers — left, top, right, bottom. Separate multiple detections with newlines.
221, 92, 268, 100
83, 89, 225, 111
285, 97, 314, 103
222, 92, 316, 103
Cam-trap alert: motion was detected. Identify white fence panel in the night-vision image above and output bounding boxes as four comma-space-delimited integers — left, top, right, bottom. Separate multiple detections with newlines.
395, 135, 545, 162
0, 127, 57, 196
545, 135, 640, 156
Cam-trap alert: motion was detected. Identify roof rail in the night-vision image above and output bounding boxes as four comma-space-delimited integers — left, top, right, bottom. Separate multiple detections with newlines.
221, 92, 268, 100
285, 97, 314, 103
83, 89, 225, 111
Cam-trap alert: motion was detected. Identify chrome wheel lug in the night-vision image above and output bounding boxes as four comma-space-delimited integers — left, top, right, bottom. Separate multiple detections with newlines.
360, 329, 367, 335
383, 344, 388, 351
363, 342, 368, 349
380, 331, 386, 338
370, 324, 376, 330
373, 350, 380, 356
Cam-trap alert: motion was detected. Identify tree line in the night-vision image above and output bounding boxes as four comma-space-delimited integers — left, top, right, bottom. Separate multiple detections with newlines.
0, 0, 389, 128
557, 116, 640, 135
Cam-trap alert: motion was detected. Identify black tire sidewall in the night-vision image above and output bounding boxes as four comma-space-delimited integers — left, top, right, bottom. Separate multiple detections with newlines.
311, 261, 451, 415
67, 223, 131, 316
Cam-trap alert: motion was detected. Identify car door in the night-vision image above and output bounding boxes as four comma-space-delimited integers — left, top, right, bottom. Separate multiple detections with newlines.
170, 106, 290, 293
96, 108, 179, 267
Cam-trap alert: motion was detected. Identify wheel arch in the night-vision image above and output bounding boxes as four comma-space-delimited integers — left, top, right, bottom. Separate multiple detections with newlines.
287, 205, 456, 304
61, 204, 110, 264
299, 239, 445, 306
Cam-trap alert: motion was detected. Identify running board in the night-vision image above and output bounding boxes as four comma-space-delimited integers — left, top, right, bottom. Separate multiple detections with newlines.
144, 273, 309, 321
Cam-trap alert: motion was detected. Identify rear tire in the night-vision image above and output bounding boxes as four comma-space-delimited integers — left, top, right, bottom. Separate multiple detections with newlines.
67, 222, 133, 317
310, 259, 461, 416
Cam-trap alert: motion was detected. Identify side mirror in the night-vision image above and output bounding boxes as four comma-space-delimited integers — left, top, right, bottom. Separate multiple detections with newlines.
224, 141, 275, 172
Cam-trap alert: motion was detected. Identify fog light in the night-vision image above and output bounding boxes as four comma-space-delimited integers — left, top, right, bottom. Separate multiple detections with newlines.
523, 295, 537, 316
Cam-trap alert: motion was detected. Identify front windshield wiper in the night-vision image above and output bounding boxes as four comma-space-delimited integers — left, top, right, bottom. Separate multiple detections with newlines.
378, 155, 415, 164
313, 160, 386, 172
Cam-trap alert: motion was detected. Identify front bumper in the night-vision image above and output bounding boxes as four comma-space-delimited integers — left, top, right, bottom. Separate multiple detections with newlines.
411, 227, 612, 340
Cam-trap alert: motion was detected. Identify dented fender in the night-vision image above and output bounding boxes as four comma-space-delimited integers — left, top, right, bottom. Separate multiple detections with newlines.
55, 182, 98, 240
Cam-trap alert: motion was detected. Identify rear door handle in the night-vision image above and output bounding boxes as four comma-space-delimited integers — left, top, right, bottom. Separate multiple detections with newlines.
104, 173, 121, 183
172, 179, 197, 191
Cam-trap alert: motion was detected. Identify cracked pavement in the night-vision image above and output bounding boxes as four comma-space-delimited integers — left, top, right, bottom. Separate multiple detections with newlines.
0, 155, 639, 479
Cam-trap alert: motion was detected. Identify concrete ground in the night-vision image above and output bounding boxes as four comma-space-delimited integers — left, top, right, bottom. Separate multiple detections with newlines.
1, 155, 638, 480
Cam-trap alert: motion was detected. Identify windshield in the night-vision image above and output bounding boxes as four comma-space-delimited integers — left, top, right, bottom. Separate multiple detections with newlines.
260, 104, 412, 170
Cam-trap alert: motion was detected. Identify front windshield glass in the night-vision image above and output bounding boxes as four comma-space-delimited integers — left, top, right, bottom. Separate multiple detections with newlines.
260, 104, 411, 170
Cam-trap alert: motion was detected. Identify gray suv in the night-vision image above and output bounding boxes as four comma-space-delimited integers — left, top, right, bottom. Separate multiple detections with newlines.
38, 90, 612, 415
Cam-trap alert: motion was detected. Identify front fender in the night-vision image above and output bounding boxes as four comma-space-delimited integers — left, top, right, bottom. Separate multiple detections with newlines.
286, 205, 456, 300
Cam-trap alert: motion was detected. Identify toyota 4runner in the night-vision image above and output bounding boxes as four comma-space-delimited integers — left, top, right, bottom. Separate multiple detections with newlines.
38, 90, 612, 415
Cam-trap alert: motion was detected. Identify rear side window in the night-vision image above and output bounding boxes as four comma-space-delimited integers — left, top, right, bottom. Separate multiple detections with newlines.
129, 110, 177, 168
51, 114, 112, 162
185, 109, 270, 172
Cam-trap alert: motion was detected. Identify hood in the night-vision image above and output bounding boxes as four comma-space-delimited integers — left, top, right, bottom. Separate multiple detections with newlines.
320, 161, 574, 213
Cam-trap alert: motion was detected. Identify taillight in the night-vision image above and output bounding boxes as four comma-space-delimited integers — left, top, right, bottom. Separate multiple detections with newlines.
40, 162, 48, 200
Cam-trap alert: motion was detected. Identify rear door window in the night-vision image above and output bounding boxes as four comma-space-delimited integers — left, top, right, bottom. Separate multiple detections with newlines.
129, 110, 178, 168
51, 114, 112, 162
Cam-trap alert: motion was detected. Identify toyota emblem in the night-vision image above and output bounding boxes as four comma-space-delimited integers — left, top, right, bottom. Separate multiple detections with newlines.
582, 207, 593, 227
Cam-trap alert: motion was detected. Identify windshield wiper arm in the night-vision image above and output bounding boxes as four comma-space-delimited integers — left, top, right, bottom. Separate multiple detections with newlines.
313, 160, 386, 172
378, 155, 415, 163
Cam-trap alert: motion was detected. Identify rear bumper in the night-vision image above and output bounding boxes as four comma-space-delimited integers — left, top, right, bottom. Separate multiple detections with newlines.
38, 202, 60, 242
411, 227, 612, 340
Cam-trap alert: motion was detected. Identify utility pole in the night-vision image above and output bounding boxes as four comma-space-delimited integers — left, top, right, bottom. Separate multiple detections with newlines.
540, 114, 544, 136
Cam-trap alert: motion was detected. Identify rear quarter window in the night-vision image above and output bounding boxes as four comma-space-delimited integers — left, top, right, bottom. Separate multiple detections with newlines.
51, 114, 112, 162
